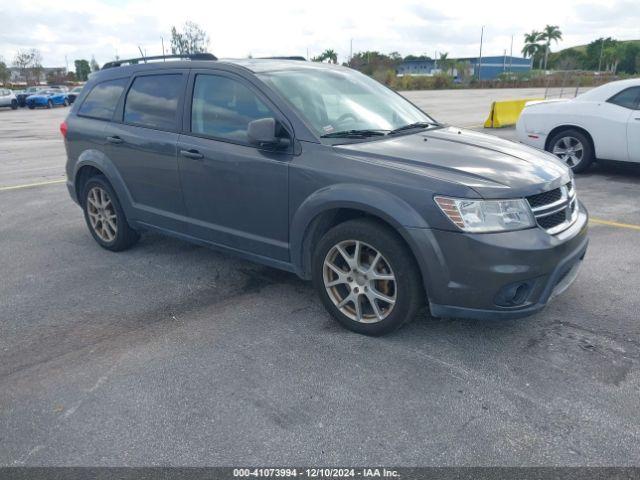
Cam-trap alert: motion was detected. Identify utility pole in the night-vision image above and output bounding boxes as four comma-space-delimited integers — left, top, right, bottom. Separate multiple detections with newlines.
509, 34, 513, 73
478, 26, 484, 81
350, 38, 353, 65
161, 37, 166, 60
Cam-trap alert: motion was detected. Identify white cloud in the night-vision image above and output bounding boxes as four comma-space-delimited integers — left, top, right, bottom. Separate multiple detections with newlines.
1, 0, 638, 67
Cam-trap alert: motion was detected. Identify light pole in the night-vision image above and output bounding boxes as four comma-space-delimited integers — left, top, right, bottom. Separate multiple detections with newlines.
478, 26, 484, 81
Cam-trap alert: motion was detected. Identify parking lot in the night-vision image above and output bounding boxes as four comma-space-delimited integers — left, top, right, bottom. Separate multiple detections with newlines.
1, 92, 639, 466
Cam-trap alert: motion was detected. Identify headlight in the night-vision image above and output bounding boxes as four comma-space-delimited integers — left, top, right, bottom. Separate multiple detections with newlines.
434, 196, 535, 233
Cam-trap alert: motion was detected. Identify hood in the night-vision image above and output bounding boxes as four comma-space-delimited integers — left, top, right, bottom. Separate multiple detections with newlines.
336, 126, 570, 198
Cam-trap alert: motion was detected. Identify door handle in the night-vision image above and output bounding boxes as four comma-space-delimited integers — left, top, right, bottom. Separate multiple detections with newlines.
180, 149, 204, 160
106, 135, 124, 144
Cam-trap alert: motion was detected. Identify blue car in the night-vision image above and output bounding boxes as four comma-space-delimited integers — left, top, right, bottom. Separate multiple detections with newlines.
26, 90, 70, 109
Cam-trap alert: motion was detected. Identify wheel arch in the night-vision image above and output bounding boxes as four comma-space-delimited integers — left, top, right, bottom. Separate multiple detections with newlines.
545, 124, 595, 157
290, 184, 430, 282
73, 151, 135, 216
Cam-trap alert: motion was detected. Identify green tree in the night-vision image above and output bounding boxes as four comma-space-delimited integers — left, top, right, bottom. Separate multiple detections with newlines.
312, 49, 338, 64
585, 37, 617, 70
540, 25, 562, 70
522, 31, 543, 69
90, 55, 100, 72
323, 49, 338, 64
170, 21, 210, 55
0, 57, 9, 85
74, 59, 91, 81
347, 51, 401, 75
437, 52, 454, 75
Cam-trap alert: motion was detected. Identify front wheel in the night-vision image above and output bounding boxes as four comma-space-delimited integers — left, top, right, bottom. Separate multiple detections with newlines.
47, 100, 53, 109
63, 98, 69, 107
547, 129, 594, 173
312, 219, 424, 336
82, 175, 140, 252
11, 100, 18, 110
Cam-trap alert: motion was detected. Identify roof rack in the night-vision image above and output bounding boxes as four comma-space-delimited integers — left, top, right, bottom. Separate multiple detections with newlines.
258, 56, 307, 61
102, 53, 217, 69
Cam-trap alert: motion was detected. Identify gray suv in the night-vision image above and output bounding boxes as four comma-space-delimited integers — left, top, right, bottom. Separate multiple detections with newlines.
62, 54, 589, 335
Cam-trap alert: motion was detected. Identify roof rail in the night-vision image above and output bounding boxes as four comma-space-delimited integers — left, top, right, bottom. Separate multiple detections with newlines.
102, 53, 217, 69
258, 56, 307, 61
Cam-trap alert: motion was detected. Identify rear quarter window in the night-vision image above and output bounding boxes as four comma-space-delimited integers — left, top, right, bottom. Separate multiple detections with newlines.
607, 87, 640, 110
78, 78, 128, 120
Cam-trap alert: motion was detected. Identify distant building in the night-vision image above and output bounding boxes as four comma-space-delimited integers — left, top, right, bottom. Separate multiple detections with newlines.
8, 67, 67, 85
397, 59, 437, 76
397, 55, 531, 80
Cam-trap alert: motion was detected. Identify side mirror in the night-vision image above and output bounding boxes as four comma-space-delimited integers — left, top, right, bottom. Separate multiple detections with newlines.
247, 117, 290, 149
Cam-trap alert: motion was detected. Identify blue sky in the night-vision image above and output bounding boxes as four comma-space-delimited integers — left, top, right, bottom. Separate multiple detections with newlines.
1, 0, 638, 68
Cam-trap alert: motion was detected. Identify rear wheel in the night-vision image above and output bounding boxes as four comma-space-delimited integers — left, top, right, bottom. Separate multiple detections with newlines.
10, 100, 17, 110
47, 99, 53, 109
547, 129, 594, 173
312, 219, 424, 336
82, 175, 140, 252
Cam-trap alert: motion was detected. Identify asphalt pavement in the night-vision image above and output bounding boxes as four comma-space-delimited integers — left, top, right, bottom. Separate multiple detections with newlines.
0, 95, 639, 466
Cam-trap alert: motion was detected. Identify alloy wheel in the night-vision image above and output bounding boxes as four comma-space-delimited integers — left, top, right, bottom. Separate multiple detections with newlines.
552, 136, 584, 167
86, 186, 118, 242
323, 240, 397, 323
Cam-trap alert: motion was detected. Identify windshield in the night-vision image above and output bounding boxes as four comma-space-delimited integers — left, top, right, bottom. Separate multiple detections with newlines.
257, 67, 435, 137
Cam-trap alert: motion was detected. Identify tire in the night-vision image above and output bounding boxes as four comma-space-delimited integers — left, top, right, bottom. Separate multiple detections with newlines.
47, 100, 53, 109
63, 98, 69, 107
546, 129, 594, 173
312, 218, 424, 336
81, 175, 140, 252
28, 105, 35, 109
10, 100, 17, 110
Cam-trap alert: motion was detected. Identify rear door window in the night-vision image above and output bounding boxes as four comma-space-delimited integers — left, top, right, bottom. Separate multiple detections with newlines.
124, 74, 183, 131
78, 78, 128, 120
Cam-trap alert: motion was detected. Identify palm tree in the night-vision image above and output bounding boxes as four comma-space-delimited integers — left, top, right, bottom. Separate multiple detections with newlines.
522, 31, 542, 69
540, 25, 562, 71
438, 52, 454, 75
322, 49, 338, 64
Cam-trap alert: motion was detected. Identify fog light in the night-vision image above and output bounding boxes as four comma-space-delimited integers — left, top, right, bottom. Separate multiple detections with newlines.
495, 281, 533, 307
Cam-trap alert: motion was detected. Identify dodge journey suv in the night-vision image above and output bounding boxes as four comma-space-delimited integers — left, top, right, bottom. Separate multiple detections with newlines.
62, 53, 588, 335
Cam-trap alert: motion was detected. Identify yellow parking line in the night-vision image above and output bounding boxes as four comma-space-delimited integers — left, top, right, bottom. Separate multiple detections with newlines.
0, 178, 66, 192
590, 217, 640, 231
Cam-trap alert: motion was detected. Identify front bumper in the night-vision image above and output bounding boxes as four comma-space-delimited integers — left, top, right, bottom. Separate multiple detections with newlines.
406, 201, 589, 320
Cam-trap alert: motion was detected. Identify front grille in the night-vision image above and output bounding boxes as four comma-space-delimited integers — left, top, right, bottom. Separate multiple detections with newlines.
527, 188, 562, 208
526, 182, 577, 234
538, 210, 567, 229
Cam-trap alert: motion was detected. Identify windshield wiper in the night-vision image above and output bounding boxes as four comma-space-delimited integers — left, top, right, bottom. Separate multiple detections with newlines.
388, 122, 438, 135
321, 129, 387, 139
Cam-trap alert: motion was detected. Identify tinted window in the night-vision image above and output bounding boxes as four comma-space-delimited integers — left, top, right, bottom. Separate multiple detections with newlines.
124, 74, 182, 130
191, 74, 274, 143
608, 87, 640, 110
77, 78, 127, 120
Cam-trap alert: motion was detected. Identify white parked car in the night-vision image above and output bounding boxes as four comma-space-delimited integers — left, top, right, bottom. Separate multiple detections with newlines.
516, 79, 640, 172
0, 88, 18, 110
